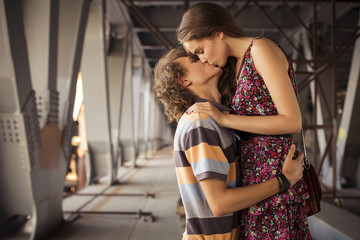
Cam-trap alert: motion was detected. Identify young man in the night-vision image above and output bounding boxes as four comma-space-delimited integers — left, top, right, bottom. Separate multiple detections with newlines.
154, 49, 304, 240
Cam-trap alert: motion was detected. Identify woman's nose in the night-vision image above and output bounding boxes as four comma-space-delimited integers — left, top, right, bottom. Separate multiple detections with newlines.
199, 55, 207, 63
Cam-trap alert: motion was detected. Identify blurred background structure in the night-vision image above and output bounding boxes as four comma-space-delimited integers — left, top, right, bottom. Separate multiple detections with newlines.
0, 0, 359, 239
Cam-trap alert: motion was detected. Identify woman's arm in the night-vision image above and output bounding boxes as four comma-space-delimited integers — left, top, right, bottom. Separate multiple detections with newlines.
200, 145, 304, 216
187, 39, 301, 135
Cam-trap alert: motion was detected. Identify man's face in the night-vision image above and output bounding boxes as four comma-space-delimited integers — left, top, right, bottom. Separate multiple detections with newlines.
174, 56, 223, 88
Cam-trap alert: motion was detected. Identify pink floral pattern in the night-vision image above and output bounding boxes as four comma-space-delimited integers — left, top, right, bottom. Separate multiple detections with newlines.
231, 37, 311, 239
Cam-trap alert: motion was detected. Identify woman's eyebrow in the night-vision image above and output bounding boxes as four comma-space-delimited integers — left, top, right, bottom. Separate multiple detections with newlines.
194, 47, 201, 54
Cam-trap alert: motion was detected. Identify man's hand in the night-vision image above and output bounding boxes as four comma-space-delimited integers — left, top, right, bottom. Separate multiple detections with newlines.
282, 144, 304, 187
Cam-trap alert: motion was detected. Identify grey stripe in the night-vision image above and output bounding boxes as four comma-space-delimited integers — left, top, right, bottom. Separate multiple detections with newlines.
183, 200, 232, 219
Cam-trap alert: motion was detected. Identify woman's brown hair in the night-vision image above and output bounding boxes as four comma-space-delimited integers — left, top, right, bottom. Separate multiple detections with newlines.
177, 2, 246, 44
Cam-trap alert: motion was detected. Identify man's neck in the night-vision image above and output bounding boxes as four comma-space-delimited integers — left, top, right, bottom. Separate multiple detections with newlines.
196, 90, 222, 104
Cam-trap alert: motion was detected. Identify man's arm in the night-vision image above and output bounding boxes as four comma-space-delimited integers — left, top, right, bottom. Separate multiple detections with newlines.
200, 144, 303, 216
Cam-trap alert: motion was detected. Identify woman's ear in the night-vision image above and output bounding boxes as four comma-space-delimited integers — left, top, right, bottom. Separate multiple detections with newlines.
177, 78, 192, 87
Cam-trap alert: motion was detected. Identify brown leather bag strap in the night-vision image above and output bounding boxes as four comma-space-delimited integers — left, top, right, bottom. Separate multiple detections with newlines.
294, 82, 310, 168
300, 128, 310, 169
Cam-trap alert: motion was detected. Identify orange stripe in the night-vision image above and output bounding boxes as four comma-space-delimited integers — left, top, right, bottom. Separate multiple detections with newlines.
185, 112, 209, 122
186, 228, 239, 240
176, 166, 197, 184
227, 162, 237, 182
185, 143, 227, 165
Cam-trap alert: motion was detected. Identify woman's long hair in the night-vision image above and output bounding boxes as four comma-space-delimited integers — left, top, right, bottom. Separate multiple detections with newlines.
177, 3, 244, 107
177, 3, 246, 44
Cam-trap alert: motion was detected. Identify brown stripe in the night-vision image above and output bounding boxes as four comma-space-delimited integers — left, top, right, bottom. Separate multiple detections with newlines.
197, 171, 227, 182
183, 126, 219, 151
186, 215, 235, 235
174, 150, 190, 167
223, 144, 237, 164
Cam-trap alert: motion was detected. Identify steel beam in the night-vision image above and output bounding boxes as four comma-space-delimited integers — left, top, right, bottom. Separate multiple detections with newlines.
0, 0, 35, 237
336, 16, 360, 190
251, 0, 310, 66
121, 0, 174, 50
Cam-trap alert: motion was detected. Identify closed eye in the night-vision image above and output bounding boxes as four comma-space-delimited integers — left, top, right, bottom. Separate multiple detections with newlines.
189, 55, 199, 63
194, 48, 204, 55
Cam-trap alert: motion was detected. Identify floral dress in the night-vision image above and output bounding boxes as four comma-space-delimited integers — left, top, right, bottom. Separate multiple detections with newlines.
231, 37, 311, 239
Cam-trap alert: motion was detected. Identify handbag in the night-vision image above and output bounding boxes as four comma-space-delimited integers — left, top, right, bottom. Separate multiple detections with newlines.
300, 127, 322, 216
295, 81, 322, 216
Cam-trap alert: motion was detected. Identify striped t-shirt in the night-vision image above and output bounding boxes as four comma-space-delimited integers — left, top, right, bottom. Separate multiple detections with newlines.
173, 99, 240, 240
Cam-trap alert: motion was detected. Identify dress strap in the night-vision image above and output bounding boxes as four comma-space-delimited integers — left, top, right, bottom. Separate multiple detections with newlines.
236, 37, 263, 80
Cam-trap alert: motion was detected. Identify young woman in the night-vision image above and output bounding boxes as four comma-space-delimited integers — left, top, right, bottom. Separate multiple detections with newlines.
177, 3, 311, 240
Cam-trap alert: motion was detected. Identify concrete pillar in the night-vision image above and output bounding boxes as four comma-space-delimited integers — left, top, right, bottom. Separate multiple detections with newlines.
107, 36, 128, 180
81, 0, 113, 183
118, 33, 136, 166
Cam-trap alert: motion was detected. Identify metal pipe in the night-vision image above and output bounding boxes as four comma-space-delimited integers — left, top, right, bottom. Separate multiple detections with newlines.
234, 0, 250, 18
278, 0, 331, 58
297, 62, 331, 92
316, 130, 333, 174
335, 31, 360, 60
313, 0, 318, 169
252, 0, 310, 66
121, 0, 173, 50
302, 124, 333, 129
331, 0, 337, 198
65, 192, 155, 198
317, 80, 332, 121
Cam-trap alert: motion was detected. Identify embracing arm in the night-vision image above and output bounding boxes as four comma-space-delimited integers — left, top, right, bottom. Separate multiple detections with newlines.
188, 39, 301, 135
200, 145, 303, 216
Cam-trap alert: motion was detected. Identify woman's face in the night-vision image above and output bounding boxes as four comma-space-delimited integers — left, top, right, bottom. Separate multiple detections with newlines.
183, 34, 228, 68
175, 56, 223, 87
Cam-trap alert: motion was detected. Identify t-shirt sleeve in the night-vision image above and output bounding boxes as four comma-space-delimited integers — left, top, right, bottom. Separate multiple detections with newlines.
183, 117, 230, 182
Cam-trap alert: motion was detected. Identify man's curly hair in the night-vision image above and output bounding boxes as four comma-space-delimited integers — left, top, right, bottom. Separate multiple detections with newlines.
153, 49, 196, 123
153, 49, 236, 123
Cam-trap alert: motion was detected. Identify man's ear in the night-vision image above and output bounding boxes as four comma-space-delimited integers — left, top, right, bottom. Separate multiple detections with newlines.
216, 32, 224, 40
177, 78, 192, 87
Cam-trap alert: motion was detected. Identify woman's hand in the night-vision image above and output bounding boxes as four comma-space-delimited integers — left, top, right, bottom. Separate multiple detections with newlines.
281, 144, 304, 187
186, 102, 228, 127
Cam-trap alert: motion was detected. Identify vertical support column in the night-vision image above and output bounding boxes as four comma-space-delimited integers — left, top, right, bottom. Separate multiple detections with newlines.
21, 0, 66, 238
1, 0, 90, 238
331, 0, 338, 193
142, 66, 151, 157
58, 0, 90, 161
0, 0, 37, 237
81, 0, 113, 182
336, 16, 360, 188
132, 61, 143, 159
118, 33, 136, 167
148, 92, 156, 152
312, 1, 319, 169
301, 30, 330, 176
107, 36, 128, 181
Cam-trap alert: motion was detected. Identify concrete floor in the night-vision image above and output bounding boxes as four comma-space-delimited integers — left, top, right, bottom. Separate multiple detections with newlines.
5, 147, 360, 240
47, 147, 184, 240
